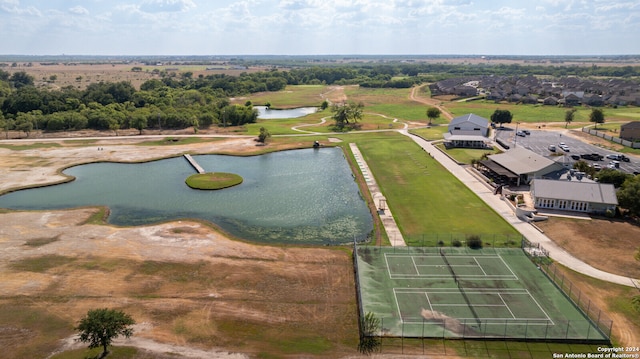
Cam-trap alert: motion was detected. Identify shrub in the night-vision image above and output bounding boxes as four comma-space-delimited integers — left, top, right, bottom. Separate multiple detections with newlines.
632, 296, 640, 313
467, 235, 483, 249
452, 239, 462, 247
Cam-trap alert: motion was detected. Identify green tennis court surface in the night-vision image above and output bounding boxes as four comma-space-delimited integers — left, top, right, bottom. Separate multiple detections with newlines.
355, 246, 609, 341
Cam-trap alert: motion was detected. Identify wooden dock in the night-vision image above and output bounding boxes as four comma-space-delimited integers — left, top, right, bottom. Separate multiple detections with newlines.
183, 154, 205, 174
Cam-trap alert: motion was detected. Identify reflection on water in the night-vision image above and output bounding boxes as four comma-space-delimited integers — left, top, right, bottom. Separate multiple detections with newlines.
255, 106, 317, 119
0, 148, 372, 245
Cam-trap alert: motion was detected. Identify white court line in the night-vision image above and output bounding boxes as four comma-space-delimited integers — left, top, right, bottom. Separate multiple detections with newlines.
424, 292, 434, 312
474, 257, 488, 275
524, 288, 555, 325
498, 293, 517, 319
411, 256, 420, 275
497, 254, 519, 280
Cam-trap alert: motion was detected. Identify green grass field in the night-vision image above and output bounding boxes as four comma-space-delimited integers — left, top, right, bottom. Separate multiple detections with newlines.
336, 132, 518, 242
235, 84, 330, 108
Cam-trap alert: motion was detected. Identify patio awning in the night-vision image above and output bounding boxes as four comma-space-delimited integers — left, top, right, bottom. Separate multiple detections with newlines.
479, 160, 518, 179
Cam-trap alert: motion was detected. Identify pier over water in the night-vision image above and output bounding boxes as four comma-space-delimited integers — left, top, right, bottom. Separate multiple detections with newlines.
183, 154, 205, 174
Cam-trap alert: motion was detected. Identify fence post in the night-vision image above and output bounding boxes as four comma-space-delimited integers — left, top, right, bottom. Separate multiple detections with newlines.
544, 320, 550, 340
401, 321, 404, 354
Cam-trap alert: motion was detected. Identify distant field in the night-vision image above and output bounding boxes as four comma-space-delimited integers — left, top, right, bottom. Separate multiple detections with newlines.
234, 85, 331, 108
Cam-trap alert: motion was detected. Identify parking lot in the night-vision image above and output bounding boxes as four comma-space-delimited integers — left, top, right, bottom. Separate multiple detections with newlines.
494, 126, 640, 175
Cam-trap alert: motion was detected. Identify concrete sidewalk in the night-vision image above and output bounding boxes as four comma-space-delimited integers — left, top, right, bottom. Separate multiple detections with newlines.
349, 143, 406, 247
400, 130, 639, 288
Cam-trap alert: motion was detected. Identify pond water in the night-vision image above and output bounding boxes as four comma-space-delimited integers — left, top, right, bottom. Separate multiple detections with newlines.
0, 148, 372, 245
255, 106, 317, 119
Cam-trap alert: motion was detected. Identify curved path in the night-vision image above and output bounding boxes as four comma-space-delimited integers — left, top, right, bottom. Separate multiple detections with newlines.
400, 129, 639, 288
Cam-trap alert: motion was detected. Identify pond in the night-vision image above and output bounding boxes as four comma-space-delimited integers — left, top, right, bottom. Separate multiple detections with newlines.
0, 148, 372, 245
255, 106, 317, 119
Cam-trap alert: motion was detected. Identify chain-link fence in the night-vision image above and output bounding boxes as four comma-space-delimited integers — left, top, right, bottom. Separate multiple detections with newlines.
354, 238, 613, 352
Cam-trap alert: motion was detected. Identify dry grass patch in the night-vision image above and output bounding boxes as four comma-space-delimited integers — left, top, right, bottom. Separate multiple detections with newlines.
0, 209, 360, 358
536, 217, 640, 278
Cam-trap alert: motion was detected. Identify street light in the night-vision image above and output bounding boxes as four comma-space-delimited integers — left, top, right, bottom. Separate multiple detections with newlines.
514, 122, 520, 147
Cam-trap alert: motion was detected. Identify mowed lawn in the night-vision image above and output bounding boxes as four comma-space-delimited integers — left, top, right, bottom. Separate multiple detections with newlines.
339, 132, 518, 245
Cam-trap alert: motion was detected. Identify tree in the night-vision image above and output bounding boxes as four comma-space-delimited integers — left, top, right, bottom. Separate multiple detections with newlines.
617, 175, 640, 216
14, 113, 34, 137
358, 312, 381, 355
9, 71, 34, 88
75, 308, 135, 358
589, 108, 605, 129
573, 160, 596, 178
490, 109, 512, 128
594, 168, 631, 188
331, 101, 364, 130
564, 108, 576, 128
426, 107, 441, 125
257, 126, 271, 143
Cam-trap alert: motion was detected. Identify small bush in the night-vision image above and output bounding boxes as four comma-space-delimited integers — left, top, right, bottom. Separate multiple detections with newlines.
632, 296, 640, 313
467, 235, 483, 249
452, 239, 462, 247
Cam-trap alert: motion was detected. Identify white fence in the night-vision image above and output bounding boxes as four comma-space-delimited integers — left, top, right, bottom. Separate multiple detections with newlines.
582, 127, 640, 149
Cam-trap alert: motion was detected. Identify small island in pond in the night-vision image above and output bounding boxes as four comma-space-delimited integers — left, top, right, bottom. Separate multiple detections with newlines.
185, 172, 243, 190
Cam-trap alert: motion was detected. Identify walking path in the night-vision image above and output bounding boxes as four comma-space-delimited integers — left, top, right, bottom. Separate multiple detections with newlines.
399, 129, 639, 288
349, 143, 406, 247
183, 154, 205, 174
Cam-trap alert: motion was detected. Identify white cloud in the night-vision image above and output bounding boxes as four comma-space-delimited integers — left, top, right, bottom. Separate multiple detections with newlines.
69, 6, 89, 15
140, 0, 196, 13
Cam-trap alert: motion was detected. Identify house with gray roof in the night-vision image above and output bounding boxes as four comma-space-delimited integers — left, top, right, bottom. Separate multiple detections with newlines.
481, 147, 564, 186
620, 121, 640, 142
443, 113, 490, 148
530, 179, 617, 214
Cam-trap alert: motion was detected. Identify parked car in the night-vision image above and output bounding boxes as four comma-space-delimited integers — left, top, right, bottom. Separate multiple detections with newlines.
581, 153, 604, 161
608, 161, 620, 169
570, 155, 580, 160
591, 163, 602, 171
559, 144, 570, 152
606, 154, 629, 161
548, 144, 556, 152
522, 130, 530, 135
516, 131, 526, 137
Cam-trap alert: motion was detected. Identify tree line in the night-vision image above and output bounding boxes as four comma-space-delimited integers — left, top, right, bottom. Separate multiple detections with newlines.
2, 60, 640, 136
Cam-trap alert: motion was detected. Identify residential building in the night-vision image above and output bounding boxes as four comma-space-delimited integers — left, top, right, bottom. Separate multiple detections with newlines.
620, 122, 640, 142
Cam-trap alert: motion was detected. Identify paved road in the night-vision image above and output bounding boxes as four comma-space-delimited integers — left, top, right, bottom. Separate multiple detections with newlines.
399, 129, 639, 288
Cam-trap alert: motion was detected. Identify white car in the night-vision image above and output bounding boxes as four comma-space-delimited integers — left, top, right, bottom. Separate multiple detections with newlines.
559, 144, 570, 152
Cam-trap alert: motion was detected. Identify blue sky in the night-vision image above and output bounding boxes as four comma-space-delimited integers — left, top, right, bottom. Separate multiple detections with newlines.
1, 0, 639, 56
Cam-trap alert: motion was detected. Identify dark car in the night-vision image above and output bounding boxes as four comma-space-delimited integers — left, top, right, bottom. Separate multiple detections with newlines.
581, 153, 604, 161
570, 155, 580, 160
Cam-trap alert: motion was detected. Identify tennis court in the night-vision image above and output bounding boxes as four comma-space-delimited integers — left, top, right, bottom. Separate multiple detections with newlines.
355, 246, 610, 341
